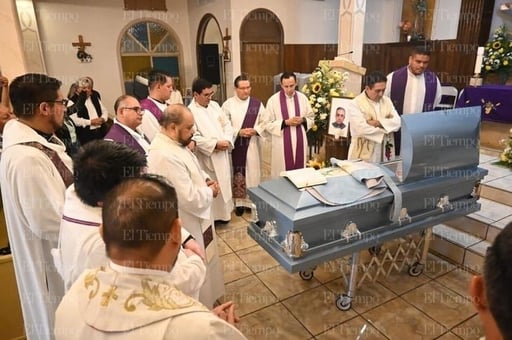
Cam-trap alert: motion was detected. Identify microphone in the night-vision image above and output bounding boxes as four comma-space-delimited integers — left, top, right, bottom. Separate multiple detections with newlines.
337, 50, 354, 57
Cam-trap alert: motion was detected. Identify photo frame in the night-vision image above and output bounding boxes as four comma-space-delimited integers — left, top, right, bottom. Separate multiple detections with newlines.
328, 97, 352, 138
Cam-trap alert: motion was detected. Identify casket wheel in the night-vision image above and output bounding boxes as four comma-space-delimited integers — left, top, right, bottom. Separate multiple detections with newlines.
299, 270, 314, 281
368, 246, 382, 256
336, 294, 352, 311
408, 262, 424, 277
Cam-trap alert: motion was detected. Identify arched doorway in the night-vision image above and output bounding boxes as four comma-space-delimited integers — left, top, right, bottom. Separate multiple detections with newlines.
119, 20, 183, 97
240, 9, 283, 103
197, 14, 226, 103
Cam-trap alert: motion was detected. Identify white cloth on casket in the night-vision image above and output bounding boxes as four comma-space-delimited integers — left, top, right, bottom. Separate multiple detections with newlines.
54, 263, 247, 340
189, 99, 234, 221
52, 185, 206, 298
148, 132, 224, 308
222, 95, 266, 201
262, 91, 314, 178
0, 119, 72, 340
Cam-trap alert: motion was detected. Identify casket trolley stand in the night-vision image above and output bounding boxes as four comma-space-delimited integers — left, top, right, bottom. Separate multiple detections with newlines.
246, 107, 487, 311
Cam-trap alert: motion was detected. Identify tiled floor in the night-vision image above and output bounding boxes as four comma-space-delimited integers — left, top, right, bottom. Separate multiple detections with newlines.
215, 214, 485, 340
215, 149, 512, 340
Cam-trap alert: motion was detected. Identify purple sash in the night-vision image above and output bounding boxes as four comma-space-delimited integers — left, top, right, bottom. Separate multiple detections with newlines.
280, 90, 304, 170
232, 97, 261, 199
140, 98, 163, 121
390, 66, 438, 115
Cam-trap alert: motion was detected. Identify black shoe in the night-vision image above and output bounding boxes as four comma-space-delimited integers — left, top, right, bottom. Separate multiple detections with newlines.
235, 207, 245, 216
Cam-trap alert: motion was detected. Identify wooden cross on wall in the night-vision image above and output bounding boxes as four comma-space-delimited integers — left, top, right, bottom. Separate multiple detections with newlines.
72, 35, 91, 52
72, 35, 93, 63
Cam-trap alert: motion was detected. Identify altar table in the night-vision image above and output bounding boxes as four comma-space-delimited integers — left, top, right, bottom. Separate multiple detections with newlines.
456, 85, 512, 123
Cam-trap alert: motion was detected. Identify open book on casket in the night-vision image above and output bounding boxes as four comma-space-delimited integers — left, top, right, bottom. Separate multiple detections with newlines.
247, 107, 487, 273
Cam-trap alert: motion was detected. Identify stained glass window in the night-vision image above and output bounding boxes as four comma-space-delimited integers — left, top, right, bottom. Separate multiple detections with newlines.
120, 21, 180, 83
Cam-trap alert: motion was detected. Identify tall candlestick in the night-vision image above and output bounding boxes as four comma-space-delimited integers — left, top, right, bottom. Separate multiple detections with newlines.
474, 46, 485, 75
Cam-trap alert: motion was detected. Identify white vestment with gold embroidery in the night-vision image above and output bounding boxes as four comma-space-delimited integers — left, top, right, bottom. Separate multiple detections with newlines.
55, 264, 246, 339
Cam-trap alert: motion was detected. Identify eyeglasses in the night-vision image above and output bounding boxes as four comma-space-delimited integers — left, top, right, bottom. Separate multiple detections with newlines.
201, 91, 215, 98
121, 106, 143, 114
46, 99, 69, 106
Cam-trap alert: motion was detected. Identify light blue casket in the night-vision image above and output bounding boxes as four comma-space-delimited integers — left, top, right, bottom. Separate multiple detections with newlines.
247, 107, 487, 310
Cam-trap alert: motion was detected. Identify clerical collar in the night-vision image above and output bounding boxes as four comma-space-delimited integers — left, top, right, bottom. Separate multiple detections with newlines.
150, 97, 167, 105
34, 129, 55, 143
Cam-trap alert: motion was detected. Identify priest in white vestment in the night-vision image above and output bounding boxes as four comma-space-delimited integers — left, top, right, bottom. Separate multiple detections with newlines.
348, 71, 401, 163
0, 74, 73, 340
222, 75, 266, 213
262, 72, 314, 178
55, 176, 246, 339
52, 141, 206, 298
148, 104, 225, 308
188, 78, 234, 222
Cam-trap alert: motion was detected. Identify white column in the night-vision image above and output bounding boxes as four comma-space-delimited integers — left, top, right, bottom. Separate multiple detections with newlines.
338, 0, 367, 65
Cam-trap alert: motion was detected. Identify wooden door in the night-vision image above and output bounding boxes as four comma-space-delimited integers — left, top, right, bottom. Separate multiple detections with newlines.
240, 9, 283, 103
241, 42, 281, 103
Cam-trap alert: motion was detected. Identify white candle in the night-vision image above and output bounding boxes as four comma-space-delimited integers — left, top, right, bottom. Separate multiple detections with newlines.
474, 46, 485, 75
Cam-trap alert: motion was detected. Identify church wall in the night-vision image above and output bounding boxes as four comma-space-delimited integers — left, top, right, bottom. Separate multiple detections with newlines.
490, 0, 512, 36
33, 0, 193, 111
0, 0, 27, 79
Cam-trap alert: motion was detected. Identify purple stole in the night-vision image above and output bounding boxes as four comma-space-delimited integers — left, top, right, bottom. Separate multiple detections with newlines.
140, 98, 163, 121
280, 90, 304, 171
232, 97, 261, 199
390, 66, 437, 115
104, 123, 146, 156
390, 66, 437, 155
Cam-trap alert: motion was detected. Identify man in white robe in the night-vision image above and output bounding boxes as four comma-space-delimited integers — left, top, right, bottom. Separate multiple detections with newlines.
188, 78, 234, 222
52, 140, 206, 297
262, 72, 314, 178
348, 71, 401, 163
0, 73, 73, 340
139, 70, 174, 142
148, 104, 225, 308
55, 176, 246, 339
222, 74, 266, 214
384, 46, 441, 155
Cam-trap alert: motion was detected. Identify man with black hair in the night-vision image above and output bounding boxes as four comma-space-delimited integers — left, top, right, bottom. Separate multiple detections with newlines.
53, 140, 206, 299
189, 78, 234, 223
385, 46, 442, 154
55, 176, 246, 339
262, 71, 314, 178
222, 74, 265, 216
139, 69, 174, 141
348, 71, 400, 163
470, 221, 512, 340
1, 73, 72, 340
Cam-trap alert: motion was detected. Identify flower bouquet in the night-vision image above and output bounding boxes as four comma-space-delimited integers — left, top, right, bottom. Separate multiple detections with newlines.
498, 128, 512, 169
302, 62, 349, 148
482, 25, 512, 83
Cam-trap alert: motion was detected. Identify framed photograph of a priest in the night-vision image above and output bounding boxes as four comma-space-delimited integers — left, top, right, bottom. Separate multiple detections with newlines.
328, 97, 350, 139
